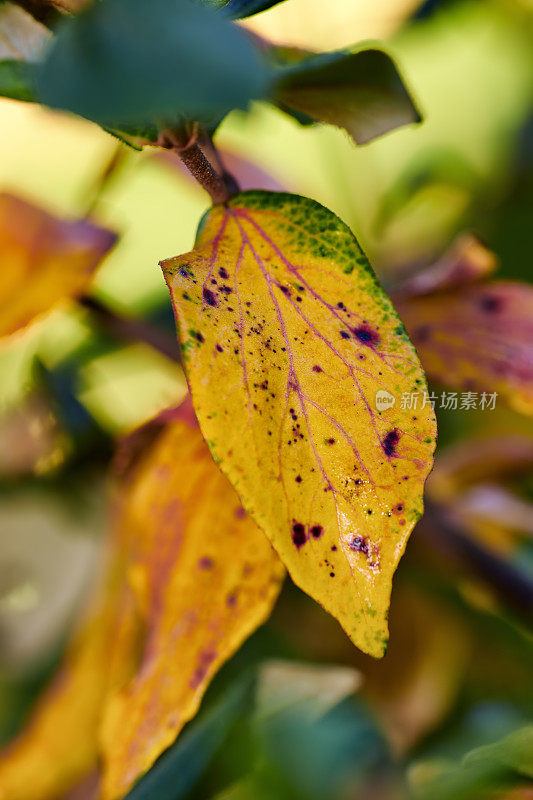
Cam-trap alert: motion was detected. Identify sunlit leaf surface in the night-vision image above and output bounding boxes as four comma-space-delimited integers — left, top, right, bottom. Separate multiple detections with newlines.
398, 281, 533, 415
101, 401, 284, 800
162, 191, 436, 657
0, 193, 116, 338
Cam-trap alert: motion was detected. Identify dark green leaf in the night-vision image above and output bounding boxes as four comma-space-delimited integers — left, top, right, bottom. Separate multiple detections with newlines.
223, 0, 287, 20
37, 0, 270, 126
274, 45, 421, 145
0, 58, 36, 101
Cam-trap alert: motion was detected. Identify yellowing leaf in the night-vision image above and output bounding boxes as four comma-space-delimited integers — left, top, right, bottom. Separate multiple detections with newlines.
0, 562, 137, 800
397, 280, 533, 415
0, 193, 116, 338
161, 191, 436, 657
100, 401, 284, 800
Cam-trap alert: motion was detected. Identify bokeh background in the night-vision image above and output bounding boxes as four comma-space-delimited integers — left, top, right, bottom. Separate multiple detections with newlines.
0, 1, 532, 798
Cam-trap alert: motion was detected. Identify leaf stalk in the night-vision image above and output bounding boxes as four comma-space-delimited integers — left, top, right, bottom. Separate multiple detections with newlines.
161, 126, 238, 205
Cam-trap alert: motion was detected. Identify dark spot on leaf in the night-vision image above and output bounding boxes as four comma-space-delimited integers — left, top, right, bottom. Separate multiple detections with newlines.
292, 521, 307, 549
189, 648, 216, 689
218, 267, 229, 279
295, 475, 302, 483
203, 288, 217, 306
312, 365, 323, 373
310, 525, 323, 539
340, 331, 350, 339
479, 294, 503, 313
195, 332, 204, 343
349, 535, 369, 555
216, 344, 223, 352
382, 428, 400, 457
198, 556, 214, 570
353, 325, 380, 346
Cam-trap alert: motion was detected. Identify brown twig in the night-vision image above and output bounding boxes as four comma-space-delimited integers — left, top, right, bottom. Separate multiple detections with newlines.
160, 126, 239, 204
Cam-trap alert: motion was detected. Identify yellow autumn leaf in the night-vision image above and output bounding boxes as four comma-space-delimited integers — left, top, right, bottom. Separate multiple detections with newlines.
0, 193, 116, 338
100, 400, 284, 800
397, 280, 533, 415
161, 191, 436, 658
0, 559, 138, 800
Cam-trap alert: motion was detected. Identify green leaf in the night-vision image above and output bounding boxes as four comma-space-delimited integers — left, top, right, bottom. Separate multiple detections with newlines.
37, 0, 270, 126
0, 58, 36, 100
223, 0, 287, 20
463, 726, 533, 779
274, 45, 421, 145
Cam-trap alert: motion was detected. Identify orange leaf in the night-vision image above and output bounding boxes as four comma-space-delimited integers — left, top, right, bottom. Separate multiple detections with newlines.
397, 280, 533, 414
100, 400, 284, 800
161, 191, 436, 657
0, 193, 116, 338
0, 561, 137, 800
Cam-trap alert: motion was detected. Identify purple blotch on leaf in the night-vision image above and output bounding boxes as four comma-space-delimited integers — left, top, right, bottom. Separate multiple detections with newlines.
479, 294, 503, 313
354, 325, 380, 346
382, 428, 400, 457
349, 535, 369, 555
292, 521, 307, 549
203, 288, 218, 307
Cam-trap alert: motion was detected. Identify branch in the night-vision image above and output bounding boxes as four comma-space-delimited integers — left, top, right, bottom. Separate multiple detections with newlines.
160, 126, 238, 204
